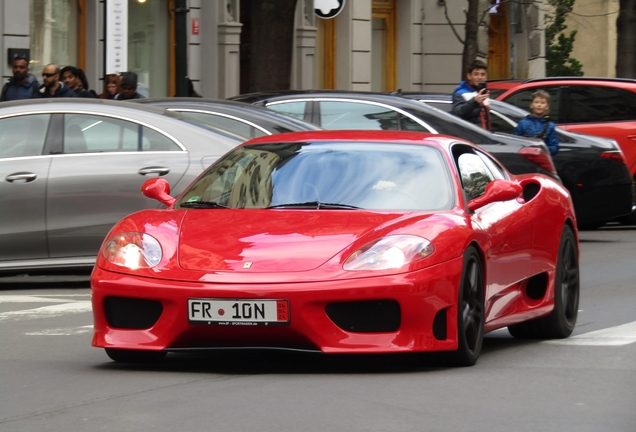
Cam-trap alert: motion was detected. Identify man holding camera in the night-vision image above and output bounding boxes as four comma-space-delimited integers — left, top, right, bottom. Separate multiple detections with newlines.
451, 60, 491, 131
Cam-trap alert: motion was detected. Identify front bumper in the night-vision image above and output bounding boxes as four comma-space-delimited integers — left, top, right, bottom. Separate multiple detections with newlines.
91, 256, 463, 354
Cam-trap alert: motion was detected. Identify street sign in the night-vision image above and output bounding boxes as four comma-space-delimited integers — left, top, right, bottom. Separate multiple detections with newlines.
105, 0, 128, 75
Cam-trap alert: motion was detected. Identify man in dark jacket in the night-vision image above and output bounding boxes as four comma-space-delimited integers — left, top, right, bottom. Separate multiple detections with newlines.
0, 55, 39, 101
451, 60, 491, 130
36, 64, 77, 98
115, 71, 145, 100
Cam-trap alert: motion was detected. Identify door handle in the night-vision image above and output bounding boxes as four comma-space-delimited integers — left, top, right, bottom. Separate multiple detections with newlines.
138, 167, 170, 176
628, 135, 636, 140
6, 172, 37, 183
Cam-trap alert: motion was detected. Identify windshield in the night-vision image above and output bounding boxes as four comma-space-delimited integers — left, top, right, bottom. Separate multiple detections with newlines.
177, 142, 454, 211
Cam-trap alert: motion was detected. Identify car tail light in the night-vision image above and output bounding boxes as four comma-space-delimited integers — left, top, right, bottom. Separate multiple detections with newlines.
519, 147, 558, 176
600, 150, 627, 164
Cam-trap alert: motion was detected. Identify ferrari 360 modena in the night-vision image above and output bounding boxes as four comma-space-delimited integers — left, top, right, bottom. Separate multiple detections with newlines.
91, 130, 580, 367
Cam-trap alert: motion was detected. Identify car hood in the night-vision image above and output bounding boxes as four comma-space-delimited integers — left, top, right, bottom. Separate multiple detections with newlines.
178, 210, 412, 272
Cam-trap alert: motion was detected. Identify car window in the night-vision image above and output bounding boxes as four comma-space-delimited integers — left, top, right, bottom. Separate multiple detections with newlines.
399, 114, 429, 132
504, 87, 562, 123
319, 101, 399, 130
177, 111, 267, 139
567, 86, 636, 123
457, 152, 495, 201
490, 110, 517, 134
64, 114, 181, 153
267, 102, 307, 121
0, 114, 50, 159
477, 151, 507, 180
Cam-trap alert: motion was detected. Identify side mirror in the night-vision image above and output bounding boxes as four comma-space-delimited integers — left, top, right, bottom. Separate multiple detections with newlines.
141, 178, 176, 208
467, 179, 522, 212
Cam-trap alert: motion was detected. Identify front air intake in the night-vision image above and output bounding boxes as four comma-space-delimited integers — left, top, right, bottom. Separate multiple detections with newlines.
104, 296, 163, 329
326, 300, 401, 332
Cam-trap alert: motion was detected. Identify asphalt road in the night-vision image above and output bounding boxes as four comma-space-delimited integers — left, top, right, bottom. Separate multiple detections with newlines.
1, 225, 635, 432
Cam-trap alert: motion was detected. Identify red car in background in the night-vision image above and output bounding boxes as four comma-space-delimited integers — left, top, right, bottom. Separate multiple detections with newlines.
495, 77, 636, 181
91, 131, 579, 367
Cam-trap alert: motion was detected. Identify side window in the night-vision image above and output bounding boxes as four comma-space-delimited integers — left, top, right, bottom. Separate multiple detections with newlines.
477, 151, 507, 180
319, 101, 398, 130
64, 114, 180, 153
64, 114, 138, 153
0, 114, 50, 159
267, 102, 307, 121
489, 110, 517, 134
504, 87, 562, 123
179, 112, 267, 139
567, 86, 636, 123
457, 153, 495, 201
399, 114, 430, 132
141, 127, 182, 151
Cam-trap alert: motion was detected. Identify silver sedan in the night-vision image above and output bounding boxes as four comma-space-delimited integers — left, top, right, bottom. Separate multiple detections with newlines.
0, 98, 242, 273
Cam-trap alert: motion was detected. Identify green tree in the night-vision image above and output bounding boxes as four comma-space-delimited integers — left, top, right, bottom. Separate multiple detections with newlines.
545, 0, 584, 76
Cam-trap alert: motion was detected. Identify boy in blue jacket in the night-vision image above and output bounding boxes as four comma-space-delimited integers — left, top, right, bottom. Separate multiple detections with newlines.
512, 90, 559, 155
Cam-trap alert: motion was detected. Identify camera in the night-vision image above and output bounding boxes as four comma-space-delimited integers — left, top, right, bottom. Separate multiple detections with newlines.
477, 82, 487, 92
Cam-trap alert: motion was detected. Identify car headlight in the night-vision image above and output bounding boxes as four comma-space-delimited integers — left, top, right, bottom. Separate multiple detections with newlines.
102, 232, 162, 269
343, 235, 435, 271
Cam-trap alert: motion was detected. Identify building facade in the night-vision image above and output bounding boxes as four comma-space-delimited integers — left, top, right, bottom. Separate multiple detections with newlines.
1, 0, 546, 98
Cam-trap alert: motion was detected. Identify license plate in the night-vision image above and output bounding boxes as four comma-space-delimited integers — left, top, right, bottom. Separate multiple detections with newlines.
188, 298, 289, 326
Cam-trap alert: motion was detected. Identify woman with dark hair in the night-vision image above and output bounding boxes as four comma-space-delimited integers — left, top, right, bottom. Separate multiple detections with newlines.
100, 74, 120, 99
61, 66, 97, 98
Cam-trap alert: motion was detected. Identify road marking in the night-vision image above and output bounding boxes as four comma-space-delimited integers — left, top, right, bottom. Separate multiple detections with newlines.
26, 325, 93, 336
0, 295, 72, 304
545, 321, 636, 346
0, 301, 92, 322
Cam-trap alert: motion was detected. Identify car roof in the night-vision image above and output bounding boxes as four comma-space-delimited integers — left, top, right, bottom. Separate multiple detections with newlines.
240, 129, 460, 150
229, 90, 416, 105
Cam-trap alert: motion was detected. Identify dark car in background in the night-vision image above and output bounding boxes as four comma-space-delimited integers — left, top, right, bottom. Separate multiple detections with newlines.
229, 90, 559, 181
134, 98, 321, 139
0, 99, 241, 273
405, 93, 634, 227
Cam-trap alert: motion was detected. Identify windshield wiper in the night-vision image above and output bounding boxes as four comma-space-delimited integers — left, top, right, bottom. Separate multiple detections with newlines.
179, 201, 230, 209
267, 201, 361, 210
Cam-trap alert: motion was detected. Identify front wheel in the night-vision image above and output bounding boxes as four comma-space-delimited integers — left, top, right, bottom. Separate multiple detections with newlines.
105, 348, 167, 364
445, 246, 485, 367
508, 225, 579, 339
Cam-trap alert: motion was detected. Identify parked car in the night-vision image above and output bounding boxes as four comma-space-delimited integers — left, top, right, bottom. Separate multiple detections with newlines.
92, 130, 579, 366
229, 90, 559, 181
495, 77, 636, 182
484, 79, 523, 99
133, 98, 321, 139
403, 93, 634, 228
0, 98, 242, 273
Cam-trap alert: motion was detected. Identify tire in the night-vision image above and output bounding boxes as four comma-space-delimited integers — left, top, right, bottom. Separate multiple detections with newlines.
445, 246, 485, 367
508, 225, 579, 339
105, 348, 167, 364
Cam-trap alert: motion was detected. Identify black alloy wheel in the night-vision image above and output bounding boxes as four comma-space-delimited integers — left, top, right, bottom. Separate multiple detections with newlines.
446, 246, 485, 366
508, 225, 579, 339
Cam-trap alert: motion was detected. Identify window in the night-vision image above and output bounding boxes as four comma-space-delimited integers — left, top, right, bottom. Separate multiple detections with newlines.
457, 153, 495, 201
267, 102, 308, 121
63, 114, 180, 153
0, 114, 50, 159
319, 102, 399, 130
178, 112, 267, 139
30, 0, 78, 77
566, 86, 636, 123
505, 87, 562, 123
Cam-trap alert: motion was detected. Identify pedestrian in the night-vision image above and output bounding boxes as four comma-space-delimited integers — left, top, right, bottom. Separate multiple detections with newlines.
99, 74, 120, 99
512, 90, 559, 155
451, 60, 491, 130
61, 66, 97, 98
114, 71, 145, 100
187, 78, 202, 97
36, 64, 77, 98
0, 55, 39, 101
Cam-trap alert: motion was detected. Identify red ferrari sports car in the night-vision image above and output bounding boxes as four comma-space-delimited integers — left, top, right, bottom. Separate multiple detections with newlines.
91, 130, 580, 367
